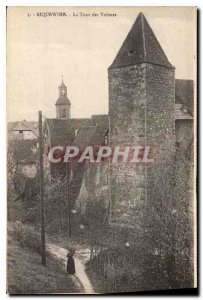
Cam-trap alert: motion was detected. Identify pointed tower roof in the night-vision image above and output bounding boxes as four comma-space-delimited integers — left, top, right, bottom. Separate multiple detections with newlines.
59, 75, 67, 88
109, 12, 174, 69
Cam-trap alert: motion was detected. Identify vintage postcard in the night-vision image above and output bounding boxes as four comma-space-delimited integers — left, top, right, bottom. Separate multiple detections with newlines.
7, 6, 197, 294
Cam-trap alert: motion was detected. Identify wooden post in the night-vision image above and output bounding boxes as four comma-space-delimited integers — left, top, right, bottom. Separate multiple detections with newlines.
39, 111, 46, 266
66, 163, 71, 239
68, 176, 71, 238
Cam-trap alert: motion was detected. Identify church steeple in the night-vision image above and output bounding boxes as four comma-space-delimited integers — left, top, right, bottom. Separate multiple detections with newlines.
109, 12, 174, 69
58, 75, 68, 98
55, 77, 71, 119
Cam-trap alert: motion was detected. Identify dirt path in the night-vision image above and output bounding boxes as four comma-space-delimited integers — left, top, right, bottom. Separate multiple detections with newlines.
47, 243, 94, 294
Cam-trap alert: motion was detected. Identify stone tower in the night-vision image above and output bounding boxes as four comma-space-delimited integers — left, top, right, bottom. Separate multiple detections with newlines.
55, 78, 71, 119
108, 12, 175, 226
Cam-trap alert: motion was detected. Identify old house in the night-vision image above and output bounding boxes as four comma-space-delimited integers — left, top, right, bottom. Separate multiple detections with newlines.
8, 120, 38, 141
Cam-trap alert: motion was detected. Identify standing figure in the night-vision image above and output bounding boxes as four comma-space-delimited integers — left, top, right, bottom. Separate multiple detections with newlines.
66, 250, 75, 275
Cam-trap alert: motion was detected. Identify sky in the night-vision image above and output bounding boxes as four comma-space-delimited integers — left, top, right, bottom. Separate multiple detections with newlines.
7, 6, 196, 122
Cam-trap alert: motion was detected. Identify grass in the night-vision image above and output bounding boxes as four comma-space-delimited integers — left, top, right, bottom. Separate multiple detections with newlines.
10, 221, 41, 254
7, 223, 84, 294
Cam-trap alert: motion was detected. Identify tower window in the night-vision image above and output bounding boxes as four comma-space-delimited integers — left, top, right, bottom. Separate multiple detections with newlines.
176, 141, 180, 149
128, 49, 136, 56
62, 109, 66, 118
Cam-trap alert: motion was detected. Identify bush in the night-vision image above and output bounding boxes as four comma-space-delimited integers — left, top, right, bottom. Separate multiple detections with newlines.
11, 222, 41, 254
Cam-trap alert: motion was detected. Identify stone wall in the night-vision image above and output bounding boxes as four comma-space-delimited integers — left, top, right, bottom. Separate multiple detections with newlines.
145, 64, 175, 162
108, 63, 175, 226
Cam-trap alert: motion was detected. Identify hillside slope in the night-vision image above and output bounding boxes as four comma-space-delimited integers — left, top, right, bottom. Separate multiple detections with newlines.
7, 224, 84, 294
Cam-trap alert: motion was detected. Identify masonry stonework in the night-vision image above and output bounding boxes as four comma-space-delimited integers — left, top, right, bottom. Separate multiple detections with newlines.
109, 61, 175, 226
109, 64, 146, 225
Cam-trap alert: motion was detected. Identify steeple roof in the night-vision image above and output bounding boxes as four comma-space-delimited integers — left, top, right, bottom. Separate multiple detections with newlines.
55, 97, 71, 105
59, 76, 67, 88
109, 12, 174, 69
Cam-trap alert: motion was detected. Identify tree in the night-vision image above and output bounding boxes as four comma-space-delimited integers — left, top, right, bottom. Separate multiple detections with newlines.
140, 146, 194, 288
7, 138, 40, 222
85, 194, 109, 259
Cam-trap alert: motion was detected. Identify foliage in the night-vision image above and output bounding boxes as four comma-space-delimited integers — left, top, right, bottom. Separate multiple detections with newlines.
11, 221, 41, 254
85, 195, 109, 259
7, 139, 38, 176
44, 176, 69, 233
88, 146, 194, 292
7, 138, 39, 203
141, 150, 194, 288
13, 139, 38, 164
44, 162, 85, 233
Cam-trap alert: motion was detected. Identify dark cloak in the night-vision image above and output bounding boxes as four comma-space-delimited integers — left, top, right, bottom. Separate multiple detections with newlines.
66, 254, 75, 275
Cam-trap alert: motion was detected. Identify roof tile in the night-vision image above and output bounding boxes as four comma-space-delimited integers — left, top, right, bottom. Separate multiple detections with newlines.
109, 12, 174, 69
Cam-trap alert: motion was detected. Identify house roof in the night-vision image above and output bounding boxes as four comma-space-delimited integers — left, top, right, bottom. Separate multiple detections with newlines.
45, 115, 108, 147
91, 126, 108, 146
92, 114, 109, 130
175, 79, 194, 116
73, 126, 97, 149
109, 12, 174, 69
7, 121, 18, 132
73, 124, 108, 150
70, 118, 93, 129
11, 120, 39, 137
45, 118, 75, 145
174, 104, 193, 120
73, 115, 108, 149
